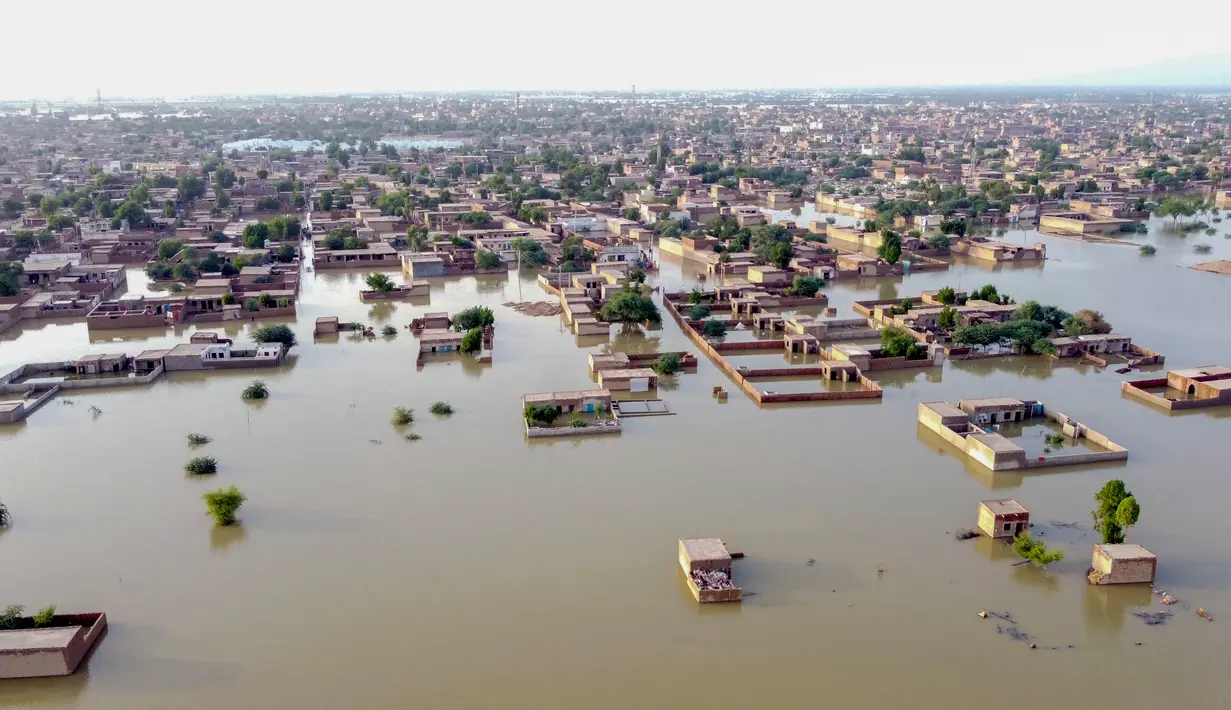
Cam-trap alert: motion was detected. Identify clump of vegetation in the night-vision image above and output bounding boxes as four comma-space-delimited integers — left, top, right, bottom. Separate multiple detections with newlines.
936, 286, 958, 305
0, 498, 9, 526
363, 272, 396, 292
381, 325, 397, 337
1013, 532, 1064, 566
688, 287, 704, 305
187, 432, 212, 447
475, 250, 504, 269
33, 605, 56, 627
1194, 243, 1213, 254
524, 403, 559, 427
242, 380, 269, 400
1139, 244, 1157, 256
1093, 479, 1141, 544
687, 305, 711, 321
700, 319, 727, 338
460, 328, 484, 353
1043, 433, 1066, 451
653, 352, 683, 375
430, 401, 454, 415
452, 305, 495, 331
569, 415, 586, 428
880, 325, 926, 360
404, 432, 422, 441
250, 323, 297, 349
787, 274, 824, 297
184, 456, 218, 475
599, 291, 661, 325
203, 485, 246, 526
0, 605, 24, 630
392, 407, 415, 426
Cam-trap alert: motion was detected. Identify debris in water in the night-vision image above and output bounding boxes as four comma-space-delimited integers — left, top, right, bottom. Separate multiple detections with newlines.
1161, 594, 1176, 606
503, 301, 563, 317
1050, 521, 1083, 530
988, 611, 1017, 624
1133, 610, 1172, 626
1197, 608, 1214, 621
368, 439, 382, 445
978, 610, 988, 618
806, 558, 815, 566
954, 528, 979, 541
89, 405, 103, 416
996, 625, 1031, 643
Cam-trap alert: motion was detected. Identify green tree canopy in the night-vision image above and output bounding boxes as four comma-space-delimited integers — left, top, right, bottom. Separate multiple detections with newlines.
1093, 480, 1140, 544
599, 291, 661, 325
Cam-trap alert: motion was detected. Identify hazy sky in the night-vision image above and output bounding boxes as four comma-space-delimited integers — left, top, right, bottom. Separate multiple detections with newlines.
5, 0, 1223, 100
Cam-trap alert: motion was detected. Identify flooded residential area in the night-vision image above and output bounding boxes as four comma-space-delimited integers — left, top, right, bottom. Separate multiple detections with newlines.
3, 84, 1231, 709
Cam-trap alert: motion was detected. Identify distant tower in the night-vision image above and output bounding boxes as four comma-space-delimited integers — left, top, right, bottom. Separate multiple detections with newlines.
632, 84, 636, 100
30, 102, 37, 117
96, 89, 102, 110
515, 91, 520, 113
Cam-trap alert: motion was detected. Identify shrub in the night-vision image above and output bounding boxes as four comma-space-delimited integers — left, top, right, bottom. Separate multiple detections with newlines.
430, 401, 454, 415
364, 273, 396, 292
33, 605, 57, 627
1194, 243, 1213, 254
1012, 532, 1064, 566
524, 403, 558, 426
1139, 244, 1157, 256
0, 498, 9, 526
600, 291, 661, 325
381, 325, 397, 336
653, 353, 682, 375
404, 432, 422, 441
392, 407, 415, 425
242, 380, 269, 400
460, 328, 483, 353
475, 250, 504, 269
243, 298, 260, 312
258, 293, 275, 308
569, 415, 586, 428
184, 456, 218, 475
221, 292, 236, 305
203, 485, 246, 526
700, 319, 727, 337
186, 433, 212, 446
687, 305, 711, 320
250, 324, 297, 348
881, 325, 925, 359
452, 306, 495, 331
791, 275, 824, 297
0, 605, 24, 630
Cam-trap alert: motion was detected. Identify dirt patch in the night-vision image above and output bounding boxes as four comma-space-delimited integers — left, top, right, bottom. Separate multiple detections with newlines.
1191, 260, 1231, 275
503, 301, 563, 317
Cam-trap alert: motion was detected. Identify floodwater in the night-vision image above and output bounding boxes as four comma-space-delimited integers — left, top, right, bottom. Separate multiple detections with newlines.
2, 214, 1231, 709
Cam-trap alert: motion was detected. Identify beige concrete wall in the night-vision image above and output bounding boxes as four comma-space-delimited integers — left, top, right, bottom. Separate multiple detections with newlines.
1092, 549, 1156, 585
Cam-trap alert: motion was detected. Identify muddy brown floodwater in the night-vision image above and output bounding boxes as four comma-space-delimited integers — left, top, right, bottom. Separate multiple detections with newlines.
2, 215, 1231, 709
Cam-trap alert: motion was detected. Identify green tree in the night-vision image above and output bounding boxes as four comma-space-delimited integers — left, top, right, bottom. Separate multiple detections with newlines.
880, 325, 924, 359
214, 168, 236, 189
599, 291, 661, 325
364, 273, 396, 292
1012, 531, 1064, 566
687, 305, 711, 320
475, 250, 504, 269
524, 404, 558, 426
1092, 480, 1140, 544
0, 262, 23, 297
269, 215, 301, 239
751, 223, 792, 265
319, 190, 334, 210
156, 239, 185, 260
700, 319, 727, 338
937, 306, 958, 329
242, 222, 271, 248
178, 174, 206, 201
452, 306, 495, 331
406, 226, 430, 252
877, 229, 902, 264
460, 328, 484, 353
510, 237, 547, 265
653, 352, 682, 375
768, 241, 793, 269
927, 234, 951, 250
790, 275, 824, 297
203, 485, 246, 526
249, 324, 297, 349
936, 286, 957, 305
1063, 309, 1111, 336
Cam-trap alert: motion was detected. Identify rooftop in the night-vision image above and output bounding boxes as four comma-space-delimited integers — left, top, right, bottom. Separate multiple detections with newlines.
680, 538, 731, 564
961, 397, 1024, 408
0, 626, 81, 652
1171, 366, 1231, 379
1096, 544, 1156, 560
981, 499, 1028, 516
969, 433, 1025, 454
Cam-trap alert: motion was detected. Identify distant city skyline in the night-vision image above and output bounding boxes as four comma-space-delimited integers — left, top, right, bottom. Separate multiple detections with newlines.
4, 0, 1227, 101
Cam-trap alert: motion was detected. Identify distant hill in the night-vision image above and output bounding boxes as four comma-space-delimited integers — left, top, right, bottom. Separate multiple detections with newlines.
1035, 54, 1231, 87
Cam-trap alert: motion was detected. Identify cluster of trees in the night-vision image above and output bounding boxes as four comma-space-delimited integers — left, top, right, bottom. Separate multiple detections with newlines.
881, 325, 926, 359
877, 229, 902, 264
1092, 479, 1140, 544
686, 162, 809, 189
750, 223, 793, 268
598, 291, 661, 326
363, 273, 396, 293
452, 306, 495, 331
1154, 195, 1215, 228
0, 262, 24, 297
321, 227, 366, 251
786, 275, 824, 298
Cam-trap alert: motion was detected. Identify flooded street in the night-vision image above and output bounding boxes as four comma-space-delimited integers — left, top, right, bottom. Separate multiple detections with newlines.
2, 215, 1231, 709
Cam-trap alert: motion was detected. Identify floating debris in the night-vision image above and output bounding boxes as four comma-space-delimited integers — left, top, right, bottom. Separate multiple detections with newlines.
979, 610, 988, 619
89, 405, 103, 416
806, 558, 815, 566
1161, 594, 1177, 606
1050, 521, 1083, 530
503, 301, 563, 317
60, 399, 75, 406
368, 439, 382, 445
996, 625, 1031, 643
954, 528, 980, 541
988, 611, 1017, 624
1197, 608, 1214, 621
1133, 610, 1172, 626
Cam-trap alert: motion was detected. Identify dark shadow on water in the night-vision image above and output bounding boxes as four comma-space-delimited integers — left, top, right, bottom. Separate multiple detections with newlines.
209, 524, 248, 552
870, 366, 943, 389
732, 554, 863, 607
974, 534, 1019, 562
1084, 583, 1155, 638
